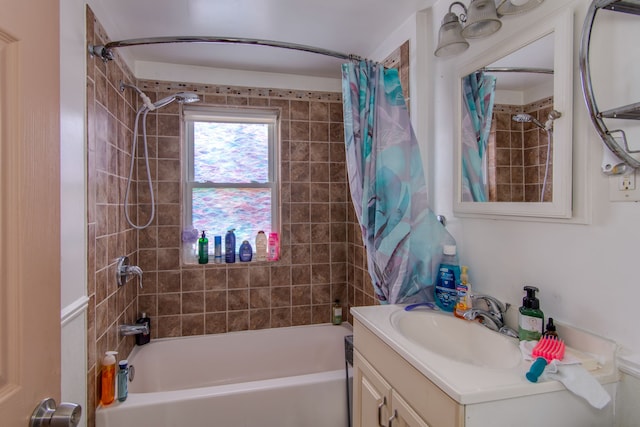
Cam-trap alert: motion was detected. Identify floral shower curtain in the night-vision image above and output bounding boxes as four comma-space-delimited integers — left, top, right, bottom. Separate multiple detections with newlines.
341, 60, 455, 304
461, 71, 497, 202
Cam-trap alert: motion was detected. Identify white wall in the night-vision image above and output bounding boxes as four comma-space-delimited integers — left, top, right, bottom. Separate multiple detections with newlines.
60, 0, 88, 424
428, 0, 640, 378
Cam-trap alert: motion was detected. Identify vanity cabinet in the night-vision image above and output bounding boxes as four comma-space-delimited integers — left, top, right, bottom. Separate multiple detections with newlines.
352, 320, 464, 427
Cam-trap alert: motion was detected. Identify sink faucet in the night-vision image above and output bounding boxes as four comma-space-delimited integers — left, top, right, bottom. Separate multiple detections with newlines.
464, 294, 518, 338
119, 323, 149, 336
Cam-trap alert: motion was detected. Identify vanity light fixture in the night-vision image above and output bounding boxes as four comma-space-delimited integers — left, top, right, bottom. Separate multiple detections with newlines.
461, 0, 502, 39
496, 0, 545, 16
434, 0, 545, 57
434, 2, 470, 57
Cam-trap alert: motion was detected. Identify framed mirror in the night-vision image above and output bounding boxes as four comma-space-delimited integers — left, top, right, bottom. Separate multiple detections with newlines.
453, 9, 573, 219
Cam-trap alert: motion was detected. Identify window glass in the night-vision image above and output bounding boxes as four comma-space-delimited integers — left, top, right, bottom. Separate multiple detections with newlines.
184, 107, 279, 253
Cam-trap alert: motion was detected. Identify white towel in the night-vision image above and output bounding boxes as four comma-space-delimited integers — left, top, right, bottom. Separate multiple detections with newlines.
541, 361, 611, 409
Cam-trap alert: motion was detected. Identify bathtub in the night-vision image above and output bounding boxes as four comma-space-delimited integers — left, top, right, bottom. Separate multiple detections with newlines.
96, 322, 353, 427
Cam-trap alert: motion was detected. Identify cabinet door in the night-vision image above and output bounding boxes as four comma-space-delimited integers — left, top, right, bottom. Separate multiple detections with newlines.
389, 390, 431, 427
354, 350, 392, 427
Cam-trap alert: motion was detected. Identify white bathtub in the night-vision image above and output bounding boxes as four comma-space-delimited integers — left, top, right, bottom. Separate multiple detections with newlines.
96, 323, 353, 427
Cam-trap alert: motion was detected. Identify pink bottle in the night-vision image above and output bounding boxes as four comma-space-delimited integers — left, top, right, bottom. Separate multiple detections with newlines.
267, 232, 280, 261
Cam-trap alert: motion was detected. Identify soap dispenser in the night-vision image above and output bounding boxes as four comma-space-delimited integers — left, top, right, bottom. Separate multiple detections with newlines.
518, 285, 544, 341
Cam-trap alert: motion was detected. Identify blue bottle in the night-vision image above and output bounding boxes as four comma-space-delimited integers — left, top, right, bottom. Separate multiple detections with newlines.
239, 240, 253, 262
225, 229, 236, 263
434, 244, 460, 312
117, 360, 128, 402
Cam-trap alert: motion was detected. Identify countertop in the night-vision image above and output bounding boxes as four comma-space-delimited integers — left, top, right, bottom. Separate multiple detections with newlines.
351, 304, 619, 405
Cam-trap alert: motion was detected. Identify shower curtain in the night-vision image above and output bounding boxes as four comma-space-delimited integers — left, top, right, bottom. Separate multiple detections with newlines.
461, 71, 496, 202
341, 60, 455, 304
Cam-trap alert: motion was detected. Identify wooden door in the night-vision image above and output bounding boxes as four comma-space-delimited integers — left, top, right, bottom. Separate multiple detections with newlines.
0, 0, 61, 425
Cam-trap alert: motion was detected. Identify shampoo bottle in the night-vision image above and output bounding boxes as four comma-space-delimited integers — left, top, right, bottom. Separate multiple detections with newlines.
434, 245, 460, 312
135, 312, 150, 345
214, 236, 222, 264
225, 229, 236, 263
239, 240, 253, 262
198, 231, 209, 264
117, 360, 129, 402
255, 231, 267, 261
454, 265, 472, 319
267, 232, 280, 261
100, 351, 118, 406
332, 300, 343, 325
518, 285, 544, 341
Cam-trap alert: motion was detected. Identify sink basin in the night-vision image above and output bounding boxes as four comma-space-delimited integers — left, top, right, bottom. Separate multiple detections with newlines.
390, 309, 522, 369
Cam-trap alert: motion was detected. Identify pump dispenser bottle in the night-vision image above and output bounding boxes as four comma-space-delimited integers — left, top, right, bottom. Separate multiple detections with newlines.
100, 351, 118, 405
518, 285, 544, 341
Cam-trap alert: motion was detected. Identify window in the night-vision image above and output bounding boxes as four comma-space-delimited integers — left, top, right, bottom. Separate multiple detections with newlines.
183, 106, 280, 253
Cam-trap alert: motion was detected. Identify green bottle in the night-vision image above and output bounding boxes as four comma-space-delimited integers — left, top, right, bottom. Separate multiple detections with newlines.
518, 286, 544, 341
198, 231, 209, 264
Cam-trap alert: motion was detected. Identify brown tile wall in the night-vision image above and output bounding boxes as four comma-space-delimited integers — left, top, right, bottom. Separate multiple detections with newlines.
86, 6, 139, 425
133, 79, 349, 338
489, 97, 553, 202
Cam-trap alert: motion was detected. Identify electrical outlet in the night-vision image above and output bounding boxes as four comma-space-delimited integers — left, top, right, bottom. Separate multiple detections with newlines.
610, 169, 640, 201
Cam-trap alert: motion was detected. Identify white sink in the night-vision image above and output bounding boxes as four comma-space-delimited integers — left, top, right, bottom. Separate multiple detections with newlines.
390, 308, 522, 369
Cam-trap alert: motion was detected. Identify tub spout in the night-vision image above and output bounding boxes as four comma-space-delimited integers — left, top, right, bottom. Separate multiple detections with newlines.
119, 324, 149, 336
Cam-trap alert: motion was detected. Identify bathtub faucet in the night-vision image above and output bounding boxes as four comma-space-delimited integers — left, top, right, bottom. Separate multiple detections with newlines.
116, 256, 143, 288
119, 323, 149, 336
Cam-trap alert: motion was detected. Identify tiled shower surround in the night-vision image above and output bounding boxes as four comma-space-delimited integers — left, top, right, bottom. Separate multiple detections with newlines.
488, 97, 554, 202
86, 6, 374, 424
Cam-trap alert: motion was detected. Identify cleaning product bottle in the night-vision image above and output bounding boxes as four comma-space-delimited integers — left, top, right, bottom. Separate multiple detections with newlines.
454, 265, 472, 319
100, 351, 118, 406
518, 285, 544, 341
117, 360, 129, 402
434, 244, 460, 312
225, 229, 236, 263
255, 231, 267, 261
214, 236, 222, 264
135, 312, 151, 345
239, 240, 253, 262
198, 231, 209, 264
332, 300, 343, 325
267, 232, 280, 261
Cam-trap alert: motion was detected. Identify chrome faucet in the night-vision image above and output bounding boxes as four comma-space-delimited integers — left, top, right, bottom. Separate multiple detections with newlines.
119, 323, 149, 336
116, 256, 143, 288
463, 294, 518, 338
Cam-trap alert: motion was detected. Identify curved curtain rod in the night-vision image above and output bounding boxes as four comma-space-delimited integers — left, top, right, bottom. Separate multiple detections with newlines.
480, 66, 553, 75
88, 36, 366, 63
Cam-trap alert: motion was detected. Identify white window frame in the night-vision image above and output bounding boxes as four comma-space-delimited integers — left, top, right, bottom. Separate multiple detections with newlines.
182, 105, 281, 242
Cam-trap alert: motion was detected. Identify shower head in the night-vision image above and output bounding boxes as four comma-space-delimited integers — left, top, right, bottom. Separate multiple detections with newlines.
152, 92, 200, 109
512, 113, 545, 130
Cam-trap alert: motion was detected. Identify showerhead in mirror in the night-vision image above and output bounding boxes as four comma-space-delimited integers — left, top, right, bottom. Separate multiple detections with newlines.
512, 113, 545, 130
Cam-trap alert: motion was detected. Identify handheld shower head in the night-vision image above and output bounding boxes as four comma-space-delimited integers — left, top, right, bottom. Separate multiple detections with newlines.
152, 92, 200, 109
512, 113, 545, 130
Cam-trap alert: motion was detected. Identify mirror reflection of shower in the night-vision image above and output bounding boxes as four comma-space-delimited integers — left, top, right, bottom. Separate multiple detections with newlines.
511, 110, 561, 202
121, 82, 200, 229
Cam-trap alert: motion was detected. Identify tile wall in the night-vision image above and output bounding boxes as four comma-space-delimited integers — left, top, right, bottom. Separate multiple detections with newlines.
86, 6, 362, 424
488, 97, 554, 202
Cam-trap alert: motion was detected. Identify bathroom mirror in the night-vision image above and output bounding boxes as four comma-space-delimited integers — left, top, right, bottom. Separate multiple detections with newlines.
453, 9, 573, 219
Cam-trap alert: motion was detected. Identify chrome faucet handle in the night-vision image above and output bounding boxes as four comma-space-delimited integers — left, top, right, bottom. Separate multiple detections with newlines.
471, 294, 509, 320
116, 256, 143, 288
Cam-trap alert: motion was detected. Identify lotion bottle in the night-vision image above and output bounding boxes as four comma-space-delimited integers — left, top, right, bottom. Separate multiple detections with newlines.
255, 231, 267, 261
100, 351, 118, 406
518, 285, 544, 341
332, 300, 343, 325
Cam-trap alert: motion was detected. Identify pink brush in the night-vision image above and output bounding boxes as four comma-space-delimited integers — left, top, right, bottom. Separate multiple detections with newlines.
526, 336, 565, 382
